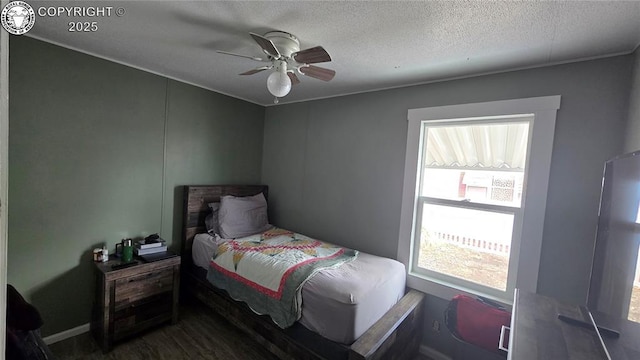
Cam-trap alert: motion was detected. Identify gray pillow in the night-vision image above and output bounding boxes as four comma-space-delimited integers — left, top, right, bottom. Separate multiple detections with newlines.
204, 202, 220, 235
218, 193, 271, 239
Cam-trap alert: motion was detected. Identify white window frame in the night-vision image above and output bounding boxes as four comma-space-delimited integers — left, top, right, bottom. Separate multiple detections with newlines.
397, 96, 561, 303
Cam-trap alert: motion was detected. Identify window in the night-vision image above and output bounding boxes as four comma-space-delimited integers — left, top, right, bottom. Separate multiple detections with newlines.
415, 119, 529, 298
631, 248, 640, 322
398, 96, 561, 302
633, 205, 640, 322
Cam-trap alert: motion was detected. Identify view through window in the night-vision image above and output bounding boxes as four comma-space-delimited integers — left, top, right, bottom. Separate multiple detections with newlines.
629, 246, 640, 322
413, 119, 530, 294
629, 204, 640, 322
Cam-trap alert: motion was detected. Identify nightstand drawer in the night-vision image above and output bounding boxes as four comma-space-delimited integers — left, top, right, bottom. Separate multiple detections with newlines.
113, 293, 173, 337
114, 268, 173, 310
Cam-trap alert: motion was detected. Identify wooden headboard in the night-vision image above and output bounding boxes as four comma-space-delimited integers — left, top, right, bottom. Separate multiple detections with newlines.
181, 185, 268, 267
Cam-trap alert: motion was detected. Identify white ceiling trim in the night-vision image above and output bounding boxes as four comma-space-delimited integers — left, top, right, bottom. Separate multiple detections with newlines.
265, 48, 637, 107
28, 32, 637, 109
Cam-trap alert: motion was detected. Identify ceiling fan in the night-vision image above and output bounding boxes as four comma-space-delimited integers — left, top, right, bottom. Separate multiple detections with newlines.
217, 31, 335, 102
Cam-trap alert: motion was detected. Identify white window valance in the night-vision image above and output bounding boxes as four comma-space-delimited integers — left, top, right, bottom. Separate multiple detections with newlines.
424, 120, 531, 170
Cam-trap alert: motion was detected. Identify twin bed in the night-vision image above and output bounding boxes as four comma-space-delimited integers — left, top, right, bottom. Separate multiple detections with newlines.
181, 185, 424, 360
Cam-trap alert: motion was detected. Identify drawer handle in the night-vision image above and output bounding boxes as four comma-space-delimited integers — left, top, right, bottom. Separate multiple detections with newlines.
498, 325, 510, 352
128, 273, 155, 282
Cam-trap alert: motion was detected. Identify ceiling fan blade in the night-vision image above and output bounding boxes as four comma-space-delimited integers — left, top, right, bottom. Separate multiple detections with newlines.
299, 65, 336, 81
239, 66, 272, 75
288, 72, 301, 85
293, 46, 332, 64
216, 50, 264, 62
249, 32, 281, 59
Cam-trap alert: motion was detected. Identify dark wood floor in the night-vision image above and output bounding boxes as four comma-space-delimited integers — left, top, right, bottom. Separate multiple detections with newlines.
49, 300, 279, 360
49, 299, 434, 360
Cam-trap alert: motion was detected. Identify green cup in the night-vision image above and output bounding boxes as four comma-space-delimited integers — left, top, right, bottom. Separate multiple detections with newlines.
118, 238, 134, 263
122, 244, 133, 263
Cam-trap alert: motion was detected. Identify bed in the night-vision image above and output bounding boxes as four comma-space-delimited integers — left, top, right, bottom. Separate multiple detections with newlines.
181, 185, 424, 360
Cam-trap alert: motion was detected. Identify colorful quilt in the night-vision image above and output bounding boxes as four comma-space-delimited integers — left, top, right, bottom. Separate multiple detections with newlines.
206, 227, 358, 328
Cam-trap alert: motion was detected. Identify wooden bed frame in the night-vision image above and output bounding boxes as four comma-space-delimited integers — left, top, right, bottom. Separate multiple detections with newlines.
180, 185, 425, 360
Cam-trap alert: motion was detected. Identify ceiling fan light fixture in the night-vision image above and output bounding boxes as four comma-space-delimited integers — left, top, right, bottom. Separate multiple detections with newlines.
267, 61, 291, 98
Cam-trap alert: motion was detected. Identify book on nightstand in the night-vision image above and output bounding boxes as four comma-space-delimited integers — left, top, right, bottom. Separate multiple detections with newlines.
136, 241, 165, 250
139, 251, 177, 262
134, 245, 167, 256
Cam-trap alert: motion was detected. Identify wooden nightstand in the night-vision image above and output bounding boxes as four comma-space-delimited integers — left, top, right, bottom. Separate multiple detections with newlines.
90, 254, 181, 352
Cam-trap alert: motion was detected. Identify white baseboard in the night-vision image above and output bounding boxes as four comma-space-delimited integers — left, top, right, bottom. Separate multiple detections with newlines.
42, 323, 90, 345
420, 344, 453, 360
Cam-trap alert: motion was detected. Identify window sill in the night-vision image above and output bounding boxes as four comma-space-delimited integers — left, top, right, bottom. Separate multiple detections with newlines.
406, 270, 513, 308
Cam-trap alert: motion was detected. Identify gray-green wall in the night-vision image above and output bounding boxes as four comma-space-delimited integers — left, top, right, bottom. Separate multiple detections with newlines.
8, 36, 264, 335
624, 48, 640, 153
262, 55, 633, 355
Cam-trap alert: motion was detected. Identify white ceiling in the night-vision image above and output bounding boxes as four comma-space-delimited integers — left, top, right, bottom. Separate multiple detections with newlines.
27, 1, 640, 106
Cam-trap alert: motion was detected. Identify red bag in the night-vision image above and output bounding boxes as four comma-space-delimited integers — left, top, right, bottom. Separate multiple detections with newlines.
444, 294, 511, 354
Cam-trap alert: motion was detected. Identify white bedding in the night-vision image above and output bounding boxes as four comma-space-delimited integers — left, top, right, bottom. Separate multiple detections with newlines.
192, 233, 223, 269
192, 232, 406, 344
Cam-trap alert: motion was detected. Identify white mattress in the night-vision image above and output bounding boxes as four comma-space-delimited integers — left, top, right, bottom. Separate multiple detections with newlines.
192, 233, 406, 344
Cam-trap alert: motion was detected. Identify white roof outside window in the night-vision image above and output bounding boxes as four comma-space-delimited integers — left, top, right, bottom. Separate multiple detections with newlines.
425, 120, 531, 170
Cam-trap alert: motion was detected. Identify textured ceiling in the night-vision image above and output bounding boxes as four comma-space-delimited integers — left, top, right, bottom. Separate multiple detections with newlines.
26, 1, 640, 106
